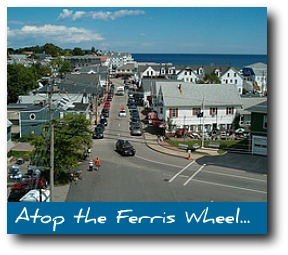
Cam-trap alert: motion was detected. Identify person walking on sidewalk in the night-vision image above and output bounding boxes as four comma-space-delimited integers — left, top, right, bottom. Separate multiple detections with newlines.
88, 159, 94, 171
95, 157, 100, 171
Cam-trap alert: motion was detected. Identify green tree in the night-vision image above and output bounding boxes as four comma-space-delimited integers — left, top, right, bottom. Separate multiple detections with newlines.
72, 47, 84, 56
44, 43, 62, 57
30, 114, 92, 184
59, 59, 72, 74
204, 72, 221, 84
7, 64, 38, 103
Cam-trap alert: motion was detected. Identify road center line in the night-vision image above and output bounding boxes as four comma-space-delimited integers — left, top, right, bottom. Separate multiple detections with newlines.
168, 160, 195, 183
183, 164, 206, 186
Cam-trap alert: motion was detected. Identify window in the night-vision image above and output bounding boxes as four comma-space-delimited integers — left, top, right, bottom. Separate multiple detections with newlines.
234, 73, 237, 77
263, 115, 267, 129
235, 79, 237, 84
169, 108, 178, 118
192, 108, 201, 116
226, 107, 234, 115
29, 113, 36, 120
227, 72, 230, 77
210, 107, 218, 116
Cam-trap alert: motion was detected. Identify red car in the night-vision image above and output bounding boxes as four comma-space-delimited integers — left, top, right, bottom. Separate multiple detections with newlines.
103, 102, 110, 110
11, 177, 47, 191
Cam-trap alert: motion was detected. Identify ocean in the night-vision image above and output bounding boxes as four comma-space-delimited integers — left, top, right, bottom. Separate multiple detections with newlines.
132, 53, 267, 69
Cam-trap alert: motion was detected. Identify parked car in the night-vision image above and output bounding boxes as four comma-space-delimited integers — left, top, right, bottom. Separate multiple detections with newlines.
130, 110, 139, 118
129, 105, 137, 111
118, 109, 127, 117
115, 139, 136, 156
96, 123, 105, 132
93, 126, 104, 139
16, 158, 25, 165
9, 165, 22, 180
101, 108, 109, 118
103, 102, 110, 110
129, 121, 140, 130
130, 126, 142, 136
100, 117, 108, 126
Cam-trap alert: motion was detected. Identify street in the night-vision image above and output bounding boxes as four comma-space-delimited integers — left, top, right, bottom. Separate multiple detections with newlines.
66, 79, 267, 202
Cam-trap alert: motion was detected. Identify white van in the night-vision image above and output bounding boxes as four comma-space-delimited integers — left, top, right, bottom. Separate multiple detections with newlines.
116, 86, 125, 96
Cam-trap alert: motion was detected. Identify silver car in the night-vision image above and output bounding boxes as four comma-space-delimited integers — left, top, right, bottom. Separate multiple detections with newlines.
130, 126, 142, 136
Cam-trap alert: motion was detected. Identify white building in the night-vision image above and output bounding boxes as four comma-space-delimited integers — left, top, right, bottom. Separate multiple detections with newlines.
175, 66, 200, 83
220, 66, 244, 94
242, 62, 267, 95
154, 82, 242, 133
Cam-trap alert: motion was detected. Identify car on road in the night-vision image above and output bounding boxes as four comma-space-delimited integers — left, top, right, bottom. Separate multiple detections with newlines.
16, 158, 25, 165
100, 117, 108, 126
130, 126, 142, 136
93, 126, 104, 139
101, 108, 109, 118
96, 123, 105, 132
103, 102, 110, 110
129, 121, 140, 130
129, 105, 137, 111
118, 109, 126, 117
115, 139, 136, 156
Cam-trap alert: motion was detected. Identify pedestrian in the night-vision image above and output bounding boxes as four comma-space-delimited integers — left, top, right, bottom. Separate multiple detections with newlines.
88, 159, 93, 171
95, 157, 100, 171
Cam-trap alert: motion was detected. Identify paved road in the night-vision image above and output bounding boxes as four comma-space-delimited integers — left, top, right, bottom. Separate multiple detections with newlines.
66, 81, 267, 202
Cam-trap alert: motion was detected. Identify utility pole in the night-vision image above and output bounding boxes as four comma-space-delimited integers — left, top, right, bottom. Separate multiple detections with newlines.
33, 81, 59, 202
49, 84, 55, 202
201, 97, 205, 148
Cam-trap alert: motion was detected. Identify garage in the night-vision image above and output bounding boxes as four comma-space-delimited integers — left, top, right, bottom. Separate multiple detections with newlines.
252, 135, 267, 156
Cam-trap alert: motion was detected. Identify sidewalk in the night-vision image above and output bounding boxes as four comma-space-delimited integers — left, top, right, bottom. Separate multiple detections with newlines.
144, 132, 220, 160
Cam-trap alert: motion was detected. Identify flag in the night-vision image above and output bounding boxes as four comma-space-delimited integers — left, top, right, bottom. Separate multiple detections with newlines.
197, 112, 203, 118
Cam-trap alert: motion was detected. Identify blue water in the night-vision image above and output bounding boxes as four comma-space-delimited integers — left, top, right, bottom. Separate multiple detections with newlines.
132, 53, 267, 69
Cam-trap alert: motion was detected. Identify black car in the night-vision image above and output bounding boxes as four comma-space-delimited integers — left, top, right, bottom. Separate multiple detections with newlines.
100, 117, 108, 126
115, 139, 136, 156
129, 121, 140, 130
16, 158, 24, 165
96, 123, 105, 132
93, 126, 104, 139
101, 108, 109, 118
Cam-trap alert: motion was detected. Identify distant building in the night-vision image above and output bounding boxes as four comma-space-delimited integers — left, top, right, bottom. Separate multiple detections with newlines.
242, 62, 267, 95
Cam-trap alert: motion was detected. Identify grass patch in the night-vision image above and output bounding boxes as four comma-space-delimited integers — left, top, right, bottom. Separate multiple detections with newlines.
7, 150, 31, 160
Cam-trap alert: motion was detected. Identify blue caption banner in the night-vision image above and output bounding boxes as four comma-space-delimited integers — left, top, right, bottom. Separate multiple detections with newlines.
7, 202, 267, 234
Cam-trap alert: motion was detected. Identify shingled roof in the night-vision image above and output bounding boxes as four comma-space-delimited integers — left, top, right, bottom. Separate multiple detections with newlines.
158, 82, 242, 108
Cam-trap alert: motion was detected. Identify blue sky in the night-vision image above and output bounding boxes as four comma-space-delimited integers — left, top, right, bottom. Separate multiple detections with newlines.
7, 7, 267, 54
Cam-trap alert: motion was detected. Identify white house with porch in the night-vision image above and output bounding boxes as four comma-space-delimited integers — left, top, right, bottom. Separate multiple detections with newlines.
154, 82, 242, 134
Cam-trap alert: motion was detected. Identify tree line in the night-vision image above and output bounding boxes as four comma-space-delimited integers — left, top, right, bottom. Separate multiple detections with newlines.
8, 43, 102, 58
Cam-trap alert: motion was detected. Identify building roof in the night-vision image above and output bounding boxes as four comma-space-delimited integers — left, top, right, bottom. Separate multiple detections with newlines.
245, 62, 267, 70
66, 103, 89, 112
158, 82, 242, 108
246, 100, 267, 114
239, 97, 267, 114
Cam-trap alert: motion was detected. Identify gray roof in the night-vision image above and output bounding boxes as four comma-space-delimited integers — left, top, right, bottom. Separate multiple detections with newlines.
246, 100, 267, 113
245, 62, 267, 70
158, 82, 242, 107
239, 97, 267, 114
